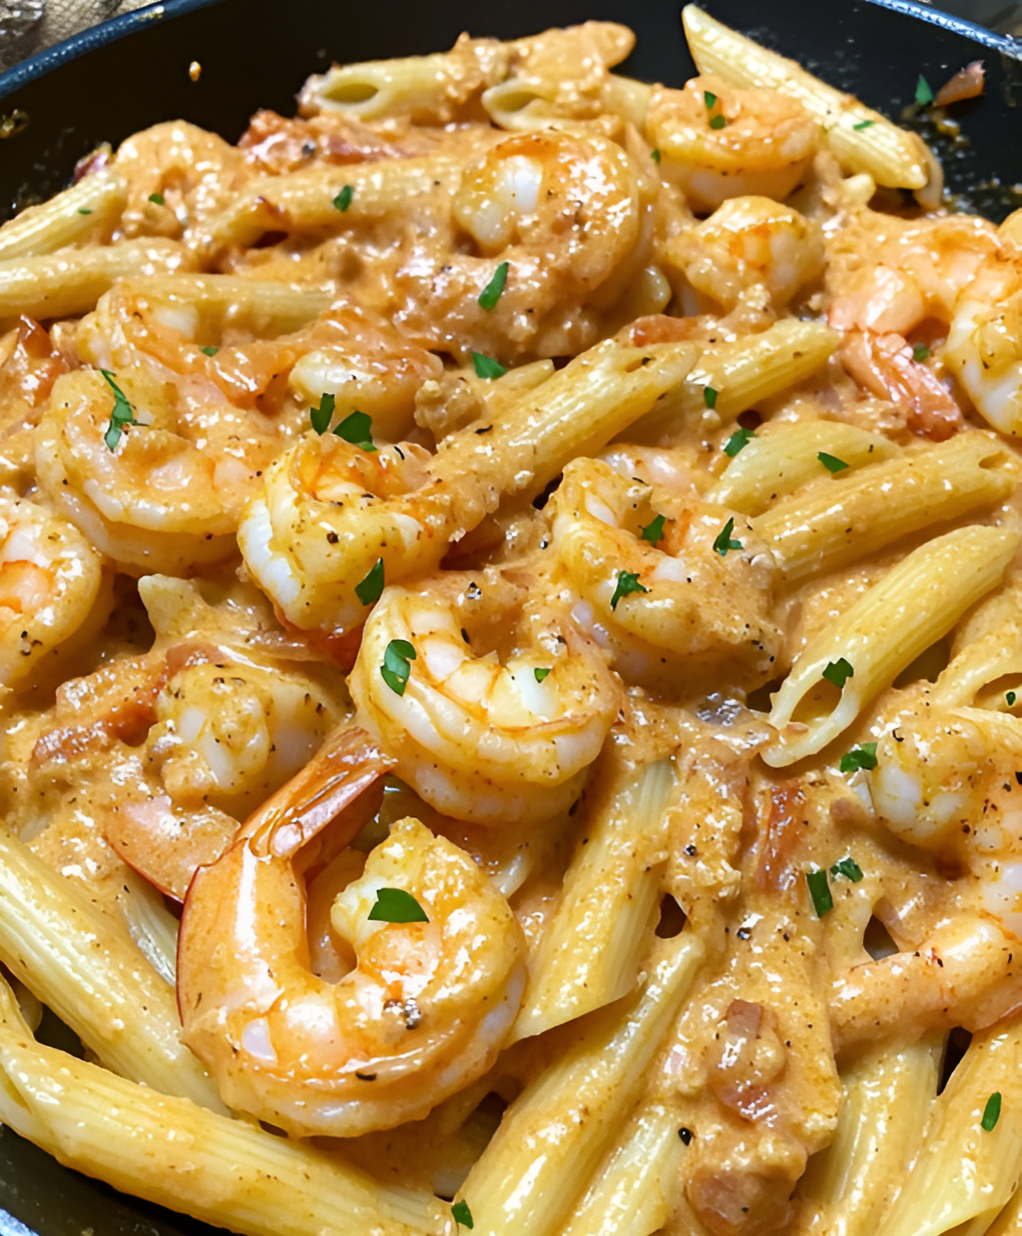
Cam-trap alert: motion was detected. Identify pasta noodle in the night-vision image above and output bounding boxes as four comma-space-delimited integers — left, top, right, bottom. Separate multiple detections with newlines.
2, 9, 1022, 1236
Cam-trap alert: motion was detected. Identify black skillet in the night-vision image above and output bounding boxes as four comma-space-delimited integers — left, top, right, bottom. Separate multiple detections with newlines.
0, 0, 1019, 1232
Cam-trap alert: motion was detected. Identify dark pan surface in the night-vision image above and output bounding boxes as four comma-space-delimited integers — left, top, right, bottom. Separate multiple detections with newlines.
0, 0, 1019, 1233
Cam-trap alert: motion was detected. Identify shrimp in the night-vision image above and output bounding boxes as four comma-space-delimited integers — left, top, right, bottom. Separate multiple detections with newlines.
0, 317, 69, 489
0, 496, 111, 693
549, 458, 781, 691
661, 195, 825, 315
177, 724, 526, 1136
349, 569, 621, 825
646, 75, 819, 213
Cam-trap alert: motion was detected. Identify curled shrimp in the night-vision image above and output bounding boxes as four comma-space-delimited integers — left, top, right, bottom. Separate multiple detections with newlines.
177, 725, 526, 1136
0, 496, 111, 692
349, 570, 621, 825
549, 458, 781, 690
646, 74, 819, 212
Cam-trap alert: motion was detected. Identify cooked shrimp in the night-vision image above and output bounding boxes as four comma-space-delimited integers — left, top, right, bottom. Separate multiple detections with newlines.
0, 316, 69, 489
646, 74, 819, 212
349, 569, 621, 825
838, 329, 963, 440
549, 458, 781, 691
0, 496, 111, 692
661, 195, 824, 314
943, 258, 1022, 436
177, 725, 526, 1136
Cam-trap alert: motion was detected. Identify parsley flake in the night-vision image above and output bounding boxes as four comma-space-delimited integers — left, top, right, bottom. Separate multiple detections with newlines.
200, 345, 219, 357
913, 344, 930, 362
1009, 691, 1018, 707
982, 1092, 1002, 1131
368, 887, 429, 923
452, 1200, 474, 1229
806, 868, 833, 917
611, 570, 648, 610
334, 409, 376, 452
148, 192, 165, 205
822, 657, 854, 689
704, 90, 717, 109
355, 558, 385, 606
713, 517, 743, 557
704, 386, 718, 409
472, 352, 506, 380
651, 147, 661, 163
479, 261, 509, 311
710, 114, 727, 130
818, 451, 849, 473
839, 742, 877, 773
310, 392, 335, 435
724, 427, 755, 457
333, 184, 354, 212
534, 667, 551, 683
831, 856, 864, 883
381, 639, 416, 696
77, 207, 92, 215
640, 513, 665, 546
853, 119, 875, 130
100, 370, 138, 451
916, 74, 935, 107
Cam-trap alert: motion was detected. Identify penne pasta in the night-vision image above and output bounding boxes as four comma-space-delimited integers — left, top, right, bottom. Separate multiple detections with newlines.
0, 169, 126, 262
124, 273, 334, 335
765, 524, 1019, 765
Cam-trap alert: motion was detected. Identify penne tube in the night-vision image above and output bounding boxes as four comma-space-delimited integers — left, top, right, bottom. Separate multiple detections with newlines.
0, 828, 226, 1113
455, 933, 704, 1236
602, 75, 652, 128
754, 433, 1017, 582
560, 1102, 685, 1236
681, 6, 934, 192
764, 524, 1019, 766
0, 977, 444, 1236
709, 420, 899, 515
626, 320, 840, 444
0, 170, 126, 261
205, 157, 464, 251
512, 757, 675, 1042
124, 273, 333, 335
933, 619, 1022, 711
875, 1022, 1022, 1236
796, 1036, 943, 1236
0, 238, 198, 325
988, 1190, 1022, 1236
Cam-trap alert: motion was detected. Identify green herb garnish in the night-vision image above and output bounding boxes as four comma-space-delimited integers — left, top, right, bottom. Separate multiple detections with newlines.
704, 90, 717, 109
830, 856, 864, 883
148, 192, 165, 205
310, 392, 335, 435
334, 409, 376, 451
452, 1200, 474, 1229
77, 207, 92, 215
913, 344, 930, 362
822, 657, 854, 689
712, 517, 743, 557
100, 370, 138, 451
472, 352, 506, 380
640, 514, 665, 546
1009, 691, 1018, 707
703, 386, 718, 410
610, 570, 648, 610
853, 119, 875, 130
916, 75, 934, 106
478, 261, 509, 311
710, 114, 727, 130
982, 1092, 1002, 1131
333, 184, 354, 212
839, 742, 877, 773
651, 147, 661, 163
807, 869, 833, 917
818, 452, 849, 473
368, 887, 429, 923
534, 667, 551, 683
355, 558, 385, 606
381, 639, 416, 696
200, 345, 219, 356
724, 427, 755, 457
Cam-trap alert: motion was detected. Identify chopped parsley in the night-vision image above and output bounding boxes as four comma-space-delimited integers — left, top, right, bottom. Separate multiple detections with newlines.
982, 1092, 1002, 1132
703, 386, 718, 410
912, 344, 930, 362
200, 345, 219, 356
806, 868, 833, 917
100, 370, 138, 451
333, 184, 354, 212
310, 392, 335, 435
916, 74, 935, 107
651, 147, 661, 163
1009, 691, 1018, 707
710, 114, 727, 130
334, 409, 376, 452
452, 1200, 474, 1229
818, 452, 849, 473
77, 207, 92, 215
831, 856, 864, 883
148, 192, 165, 205
368, 887, 429, 923
478, 261, 509, 311
853, 119, 875, 130
724, 427, 755, 457
534, 667, 551, 682
704, 91, 717, 109
610, 570, 648, 610
822, 657, 854, 689
640, 513, 665, 546
381, 639, 416, 696
355, 558, 385, 606
472, 352, 506, 380
839, 742, 878, 773
713, 517, 743, 557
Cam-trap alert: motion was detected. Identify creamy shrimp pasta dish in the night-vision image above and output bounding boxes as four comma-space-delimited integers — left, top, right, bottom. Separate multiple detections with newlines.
2, 7, 1022, 1235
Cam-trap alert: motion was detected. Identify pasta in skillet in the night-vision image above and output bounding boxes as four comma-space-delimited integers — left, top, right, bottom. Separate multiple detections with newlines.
0, 7, 1020, 1236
